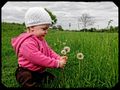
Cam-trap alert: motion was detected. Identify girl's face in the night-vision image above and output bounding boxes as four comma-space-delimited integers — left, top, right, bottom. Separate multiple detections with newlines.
28, 24, 50, 38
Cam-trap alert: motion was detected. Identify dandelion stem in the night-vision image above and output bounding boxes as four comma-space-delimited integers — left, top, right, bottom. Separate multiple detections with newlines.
79, 61, 81, 85
61, 68, 65, 87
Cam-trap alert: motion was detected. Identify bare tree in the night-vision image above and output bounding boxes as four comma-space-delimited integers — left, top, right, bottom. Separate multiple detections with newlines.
107, 19, 113, 29
78, 13, 95, 29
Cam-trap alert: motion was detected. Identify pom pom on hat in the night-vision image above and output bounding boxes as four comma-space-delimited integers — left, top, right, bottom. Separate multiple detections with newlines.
25, 7, 52, 27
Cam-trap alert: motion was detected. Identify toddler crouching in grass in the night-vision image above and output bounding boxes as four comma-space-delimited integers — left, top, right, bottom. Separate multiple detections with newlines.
11, 7, 68, 88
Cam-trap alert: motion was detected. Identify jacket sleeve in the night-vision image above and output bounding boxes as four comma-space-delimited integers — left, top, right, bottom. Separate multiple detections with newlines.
48, 47, 61, 60
44, 41, 61, 60
20, 40, 59, 68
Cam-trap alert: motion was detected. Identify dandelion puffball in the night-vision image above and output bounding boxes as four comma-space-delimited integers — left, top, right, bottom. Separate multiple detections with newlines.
63, 46, 70, 53
61, 49, 67, 55
63, 42, 66, 45
77, 53, 84, 60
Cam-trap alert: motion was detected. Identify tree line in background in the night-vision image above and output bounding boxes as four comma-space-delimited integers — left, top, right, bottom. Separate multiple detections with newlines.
2, 21, 118, 33
51, 25, 118, 33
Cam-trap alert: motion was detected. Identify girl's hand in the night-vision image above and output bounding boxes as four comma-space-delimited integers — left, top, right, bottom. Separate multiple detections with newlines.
59, 56, 68, 68
59, 59, 66, 68
60, 56, 68, 61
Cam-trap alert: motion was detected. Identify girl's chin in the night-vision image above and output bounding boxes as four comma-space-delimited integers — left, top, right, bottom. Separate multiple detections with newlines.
40, 35, 45, 38
42, 35, 45, 37
37, 35, 45, 39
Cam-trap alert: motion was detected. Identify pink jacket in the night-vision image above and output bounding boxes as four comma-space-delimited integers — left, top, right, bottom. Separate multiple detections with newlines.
11, 33, 60, 72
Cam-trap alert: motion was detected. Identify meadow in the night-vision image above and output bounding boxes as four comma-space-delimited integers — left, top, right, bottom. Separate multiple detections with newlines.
1, 23, 118, 88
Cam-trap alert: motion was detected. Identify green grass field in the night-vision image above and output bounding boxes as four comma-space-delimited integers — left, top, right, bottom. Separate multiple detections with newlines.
1, 23, 118, 88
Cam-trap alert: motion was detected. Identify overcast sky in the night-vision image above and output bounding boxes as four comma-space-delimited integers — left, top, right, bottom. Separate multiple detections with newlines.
2, 1, 118, 30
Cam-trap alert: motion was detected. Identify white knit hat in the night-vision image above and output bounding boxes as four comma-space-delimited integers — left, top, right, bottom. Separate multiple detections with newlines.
24, 7, 52, 27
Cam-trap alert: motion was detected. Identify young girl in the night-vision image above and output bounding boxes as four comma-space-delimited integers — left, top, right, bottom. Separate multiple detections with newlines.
11, 7, 68, 88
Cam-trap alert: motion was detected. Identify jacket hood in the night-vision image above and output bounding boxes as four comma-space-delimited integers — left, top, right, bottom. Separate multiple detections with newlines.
11, 33, 33, 55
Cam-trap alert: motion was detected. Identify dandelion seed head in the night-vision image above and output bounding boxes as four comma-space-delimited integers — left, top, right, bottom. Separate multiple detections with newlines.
77, 53, 84, 60
61, 49, 67, 55
63, 42, 66, 45
64, 46, 70, 53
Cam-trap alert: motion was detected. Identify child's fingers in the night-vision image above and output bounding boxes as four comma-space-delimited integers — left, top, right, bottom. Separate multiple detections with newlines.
60, 56, 68, 62
63, 56, 68, 60
65, 56, 68, 60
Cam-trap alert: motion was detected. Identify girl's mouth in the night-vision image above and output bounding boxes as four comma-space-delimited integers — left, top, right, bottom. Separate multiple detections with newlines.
42, 35, 45, 37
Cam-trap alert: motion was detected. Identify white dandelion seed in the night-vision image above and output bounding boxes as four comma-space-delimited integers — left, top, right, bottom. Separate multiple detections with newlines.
77, 53, 84, 60
63, 42, 66, 45
63, 46, 70, 53
61, 49, 67, 55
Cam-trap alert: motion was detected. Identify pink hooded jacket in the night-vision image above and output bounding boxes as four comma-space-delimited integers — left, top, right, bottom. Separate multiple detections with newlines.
11, 33, 60, 72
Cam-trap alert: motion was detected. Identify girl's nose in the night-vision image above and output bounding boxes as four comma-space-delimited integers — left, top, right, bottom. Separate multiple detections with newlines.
45, 30, 48, 34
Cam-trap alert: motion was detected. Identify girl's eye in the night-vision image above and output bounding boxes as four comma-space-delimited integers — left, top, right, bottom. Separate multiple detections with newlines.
43, 28, 47, 30
43, 28, 48, 31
